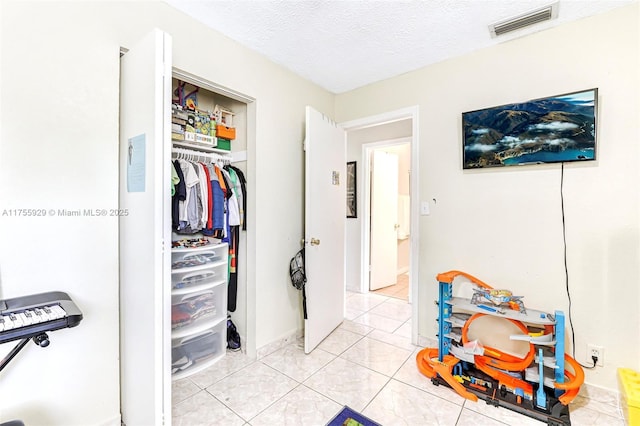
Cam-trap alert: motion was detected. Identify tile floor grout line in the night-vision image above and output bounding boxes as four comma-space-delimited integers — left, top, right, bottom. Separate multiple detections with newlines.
389, 355, 469, 410
359, 375, 394, 420
212, 360, 306, 424
170, 377, 201, 406
245, 380, 307, 424
262, 347, 338, 384
188, 350, 256, 391
297, 382, 354, 417
323, 331, 366, 358
200, 387, 248, 424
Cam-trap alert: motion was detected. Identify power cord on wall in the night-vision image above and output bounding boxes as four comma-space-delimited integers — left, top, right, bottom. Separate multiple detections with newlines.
560, 162, 596, 370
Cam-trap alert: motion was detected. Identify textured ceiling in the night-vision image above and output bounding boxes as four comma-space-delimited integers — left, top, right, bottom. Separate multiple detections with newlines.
165, 0, 636, 94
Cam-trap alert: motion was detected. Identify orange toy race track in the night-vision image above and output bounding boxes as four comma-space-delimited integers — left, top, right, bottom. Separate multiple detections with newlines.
417, 270, 584, 426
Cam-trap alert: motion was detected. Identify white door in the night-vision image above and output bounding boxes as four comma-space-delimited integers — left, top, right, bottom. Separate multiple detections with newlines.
304, 106, 346, 354
370, 150, 399, 290
119, 29, 172, 426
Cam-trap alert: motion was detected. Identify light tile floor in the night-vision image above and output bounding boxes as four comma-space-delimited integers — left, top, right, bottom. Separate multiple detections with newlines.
172, 291, 625, 426
372, 273, 409, 301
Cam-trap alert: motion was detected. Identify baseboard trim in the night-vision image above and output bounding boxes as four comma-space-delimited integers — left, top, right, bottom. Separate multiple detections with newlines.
256, 328, 303, 359
99, 414, 122, 426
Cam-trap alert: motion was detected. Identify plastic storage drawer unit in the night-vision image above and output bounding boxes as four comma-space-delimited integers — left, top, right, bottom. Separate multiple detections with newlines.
171, 261, 227, 291
171, 321, 225, 379
171, 286, 225, 334
619, 368, 640, 426
171, 244, 226, 269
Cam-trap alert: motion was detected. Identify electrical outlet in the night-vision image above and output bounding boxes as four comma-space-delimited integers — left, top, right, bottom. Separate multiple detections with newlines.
587, 344, 604, 367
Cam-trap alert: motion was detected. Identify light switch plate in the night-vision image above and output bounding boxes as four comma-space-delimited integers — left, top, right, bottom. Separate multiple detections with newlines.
421, 201, 430, 216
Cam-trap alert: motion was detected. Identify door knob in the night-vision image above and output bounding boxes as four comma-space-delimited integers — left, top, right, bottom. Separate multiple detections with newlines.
310, 238, 321, 246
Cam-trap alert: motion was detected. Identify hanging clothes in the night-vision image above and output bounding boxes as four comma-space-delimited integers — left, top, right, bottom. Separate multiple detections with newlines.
172, 160, 187, 231
176, 159, 201, 234
227, 226, 240, 312
215, 165, 231, 242
227, 165, 247, 230
171, 158, 216, 235
169, 151, 248, 313
222, 165, 246, 312
199, 163, 213, 231
194, 163, 208, 229
171, 162, 180, 197
202, 164, 226, 239
221, 167, 240, 228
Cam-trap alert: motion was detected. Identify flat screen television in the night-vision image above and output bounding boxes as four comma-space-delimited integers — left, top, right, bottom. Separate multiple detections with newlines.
462, 88, 597, 169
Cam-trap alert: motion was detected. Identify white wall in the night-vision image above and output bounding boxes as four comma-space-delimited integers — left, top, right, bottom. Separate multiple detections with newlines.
0, 2, 122, 425
336, 4, 640, 391
0, 1, 333, 424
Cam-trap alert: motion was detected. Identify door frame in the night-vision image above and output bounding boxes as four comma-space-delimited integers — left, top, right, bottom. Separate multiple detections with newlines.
172, 67, 258, 359
340, 106, 419, 345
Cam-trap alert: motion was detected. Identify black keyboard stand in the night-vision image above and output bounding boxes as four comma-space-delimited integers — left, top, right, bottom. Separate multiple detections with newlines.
0, 332, 49, 373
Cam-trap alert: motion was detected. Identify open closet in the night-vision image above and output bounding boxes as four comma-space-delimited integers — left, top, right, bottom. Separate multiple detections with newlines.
169, 76, 250, 375
119, 29, 253, 425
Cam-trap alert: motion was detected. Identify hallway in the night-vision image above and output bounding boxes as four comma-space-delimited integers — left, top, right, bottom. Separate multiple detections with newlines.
371, 273, 409, 301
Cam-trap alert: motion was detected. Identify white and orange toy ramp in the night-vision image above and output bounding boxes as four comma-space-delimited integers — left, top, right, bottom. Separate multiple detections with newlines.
417, 270, 583, 426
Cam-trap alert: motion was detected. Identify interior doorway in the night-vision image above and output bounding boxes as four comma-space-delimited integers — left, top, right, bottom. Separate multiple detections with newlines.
368, 142, 411, 301
341, 106, 419, 345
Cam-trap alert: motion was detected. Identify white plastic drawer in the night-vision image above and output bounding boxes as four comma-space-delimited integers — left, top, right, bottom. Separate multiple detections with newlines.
171, 242, 227, 270
171, 321, 225, 377
171, 286, 225, 333
171, 261, 227, 291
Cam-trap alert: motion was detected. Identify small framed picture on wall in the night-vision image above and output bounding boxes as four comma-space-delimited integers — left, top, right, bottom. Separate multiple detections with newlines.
346, 161, 357, 218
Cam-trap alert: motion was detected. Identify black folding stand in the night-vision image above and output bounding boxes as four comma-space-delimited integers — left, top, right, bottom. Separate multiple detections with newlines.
0, 332, 49, 373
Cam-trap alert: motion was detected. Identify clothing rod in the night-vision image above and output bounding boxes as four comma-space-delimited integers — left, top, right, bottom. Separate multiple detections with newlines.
171, 147, 230, 163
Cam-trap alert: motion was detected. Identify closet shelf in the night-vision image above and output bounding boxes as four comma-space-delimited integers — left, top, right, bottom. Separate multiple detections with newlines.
172, 141, 231, 155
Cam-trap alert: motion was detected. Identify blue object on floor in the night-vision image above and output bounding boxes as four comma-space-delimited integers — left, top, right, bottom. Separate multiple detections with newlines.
0, 421, 25, 426
326, 406, 382, 426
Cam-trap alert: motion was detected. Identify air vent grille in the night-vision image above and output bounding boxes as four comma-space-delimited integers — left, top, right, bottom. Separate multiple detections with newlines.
489, 2, 559, 37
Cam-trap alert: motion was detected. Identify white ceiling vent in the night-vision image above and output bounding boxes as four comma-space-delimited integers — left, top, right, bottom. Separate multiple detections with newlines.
489, 2, 559, 38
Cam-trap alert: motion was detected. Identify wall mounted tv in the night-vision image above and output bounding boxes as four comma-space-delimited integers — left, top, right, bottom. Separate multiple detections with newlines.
462, 88, 597, 169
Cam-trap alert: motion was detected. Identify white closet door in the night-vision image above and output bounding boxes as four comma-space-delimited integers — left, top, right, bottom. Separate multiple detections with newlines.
119, 29, 172, 426
304, 106, 346, 353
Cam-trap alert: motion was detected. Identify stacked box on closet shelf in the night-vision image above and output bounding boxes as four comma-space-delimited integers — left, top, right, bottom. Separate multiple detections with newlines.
171, 104, 188, 141
171, 103, 218, 148
213, 104, 236, 151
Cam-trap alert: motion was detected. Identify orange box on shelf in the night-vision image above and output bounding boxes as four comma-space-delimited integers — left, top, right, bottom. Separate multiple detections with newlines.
215, 124, 236, 140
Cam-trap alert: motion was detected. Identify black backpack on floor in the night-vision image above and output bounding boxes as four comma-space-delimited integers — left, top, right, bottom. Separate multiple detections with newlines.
227, 315, 241, 351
